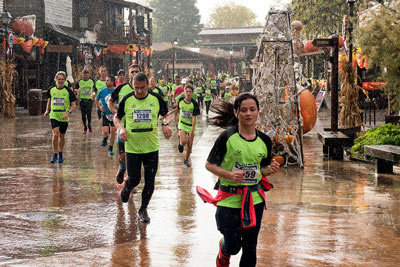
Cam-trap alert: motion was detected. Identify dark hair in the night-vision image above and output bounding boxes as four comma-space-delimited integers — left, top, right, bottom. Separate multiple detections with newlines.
187, 80, 194, 85
82, 69, 89, 74
209, 93, 259, 128
117, 69, 125, 75
107, 75, 116, 86
129, 64, 142, 71
175, 75, 181, 79
184, 85, 194, 91
133, 72, 148, 83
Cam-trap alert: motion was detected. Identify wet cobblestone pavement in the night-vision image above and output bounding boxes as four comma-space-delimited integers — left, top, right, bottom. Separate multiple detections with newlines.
0, 107, 399, 266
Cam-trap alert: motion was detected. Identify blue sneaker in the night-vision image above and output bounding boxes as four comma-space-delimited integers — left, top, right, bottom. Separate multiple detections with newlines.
50, 154, 58, 164
108, 146, 114, 156
58, 152, 64, 164
184, 159, 191, 168
101, 138, 107, 147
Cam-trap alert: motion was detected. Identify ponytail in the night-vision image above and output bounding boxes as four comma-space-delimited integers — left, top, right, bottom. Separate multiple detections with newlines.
208, 92, 259, 129
209, 101, 237, 128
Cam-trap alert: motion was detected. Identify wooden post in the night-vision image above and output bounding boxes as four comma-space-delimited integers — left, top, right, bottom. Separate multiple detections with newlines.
331, 36, 339, 131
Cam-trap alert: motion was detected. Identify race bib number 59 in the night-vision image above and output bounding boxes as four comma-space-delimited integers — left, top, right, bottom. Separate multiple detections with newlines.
133, 109, 152, 123
232, 162, 259, 184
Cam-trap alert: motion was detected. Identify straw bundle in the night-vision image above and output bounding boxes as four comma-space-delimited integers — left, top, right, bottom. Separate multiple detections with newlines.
0, 56, 17, 118
339, 55, 362, 127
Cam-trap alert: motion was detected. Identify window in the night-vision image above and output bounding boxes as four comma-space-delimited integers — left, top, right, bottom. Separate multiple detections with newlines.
79, 16, 88, 28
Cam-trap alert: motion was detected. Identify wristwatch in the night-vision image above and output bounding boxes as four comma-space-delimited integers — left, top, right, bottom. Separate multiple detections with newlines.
162, 121, 169, 126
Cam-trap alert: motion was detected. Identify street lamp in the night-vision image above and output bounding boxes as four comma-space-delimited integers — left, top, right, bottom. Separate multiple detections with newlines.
0, 10, 13, 34
172, 38, 178, 79
229, 50, 233, 76
347, 0, 355, 75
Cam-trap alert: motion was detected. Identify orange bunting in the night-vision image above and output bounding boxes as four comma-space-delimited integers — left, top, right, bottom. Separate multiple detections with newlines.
21, 39, 33, 53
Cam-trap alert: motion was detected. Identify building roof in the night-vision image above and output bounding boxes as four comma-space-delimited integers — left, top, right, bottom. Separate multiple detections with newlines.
104, 0, 152, 12
199, 27, 263, 36
152, 42, 245, 59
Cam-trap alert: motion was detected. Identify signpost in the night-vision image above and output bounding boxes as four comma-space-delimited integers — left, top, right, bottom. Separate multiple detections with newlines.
312, 36, 339, 131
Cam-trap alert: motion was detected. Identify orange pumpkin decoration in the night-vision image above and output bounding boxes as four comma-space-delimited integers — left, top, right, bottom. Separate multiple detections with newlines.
285, 135, 295, 145
304, 40, 318, 52
11, 19, 34, 36
12, 19, 23, 34
300, 89, 317, 134
272, 156, 285, 167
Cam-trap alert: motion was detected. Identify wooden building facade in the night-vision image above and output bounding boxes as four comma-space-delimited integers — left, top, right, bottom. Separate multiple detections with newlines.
5, 0, 152, 107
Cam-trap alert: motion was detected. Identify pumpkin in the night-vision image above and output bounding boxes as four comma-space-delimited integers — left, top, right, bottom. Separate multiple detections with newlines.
285, 135, 295, 145
23, 21, 34, 36
300, 89, 317, 134
12, 19, 34, 36
12, 19, 23, 34
304, 40, 318, 52
272, 156, 285, 166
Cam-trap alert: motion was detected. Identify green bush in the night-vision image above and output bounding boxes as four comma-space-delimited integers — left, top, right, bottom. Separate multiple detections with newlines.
351, 123, 400, 158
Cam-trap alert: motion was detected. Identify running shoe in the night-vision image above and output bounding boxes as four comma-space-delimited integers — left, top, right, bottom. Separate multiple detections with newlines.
120, 185, 132, 203
50, 154, 58, 164
89, 128, 93, 133
178, 135, 184, 153
116, 169, 125, 184
58, 153, 64, 164
138, 208, 150, 223
216, 238, 230, 267
184, 159, 191, 168
101, 138, 107, 147
108, 146, 114, 156
83, 130, 87, 134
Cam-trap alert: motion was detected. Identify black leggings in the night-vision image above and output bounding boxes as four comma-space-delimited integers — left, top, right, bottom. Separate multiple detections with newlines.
197, 96, 204, 109
125, 151, 159, 209
215, 203, 264, 267
80, 99, 93, 130
205, 100, 211, 114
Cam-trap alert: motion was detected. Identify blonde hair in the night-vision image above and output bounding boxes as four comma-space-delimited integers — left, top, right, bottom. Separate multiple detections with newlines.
54, 71, 67, 81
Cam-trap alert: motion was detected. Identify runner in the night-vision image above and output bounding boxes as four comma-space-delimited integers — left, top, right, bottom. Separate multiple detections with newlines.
204, 82, 212, 115
149, 77, 164, 98
222, 86, 232, 103
169, 85, 200, 167
96, 75, 117, 156
159, 78, 170, 105
108, 64, 141, 185
74, 69, 95, 134
95, 66, 108, 134
210, 77, 218, 102
171, 75, 182, 106
44, 71, 77, 164
114, 72, 172, 223
195, 80, 204, 109
115, 69, 126, 86
198, 93, 280, 267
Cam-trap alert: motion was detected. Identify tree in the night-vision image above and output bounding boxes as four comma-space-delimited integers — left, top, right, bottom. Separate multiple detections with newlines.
356, 1, 400, 113
290, 0, 349, 38
149, 0, 202, 46
208, 4, 261, 28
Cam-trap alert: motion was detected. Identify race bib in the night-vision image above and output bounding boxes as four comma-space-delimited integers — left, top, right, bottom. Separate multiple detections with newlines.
53, 97, 65, 106
232, 162, 259, 184
181, 110, 192, 119
82, 89, 91, 96
133, 109, 152, 123
105, 113, 114, 121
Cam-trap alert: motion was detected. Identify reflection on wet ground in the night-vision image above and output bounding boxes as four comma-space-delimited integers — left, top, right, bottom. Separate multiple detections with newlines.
0, 108, 399, 266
